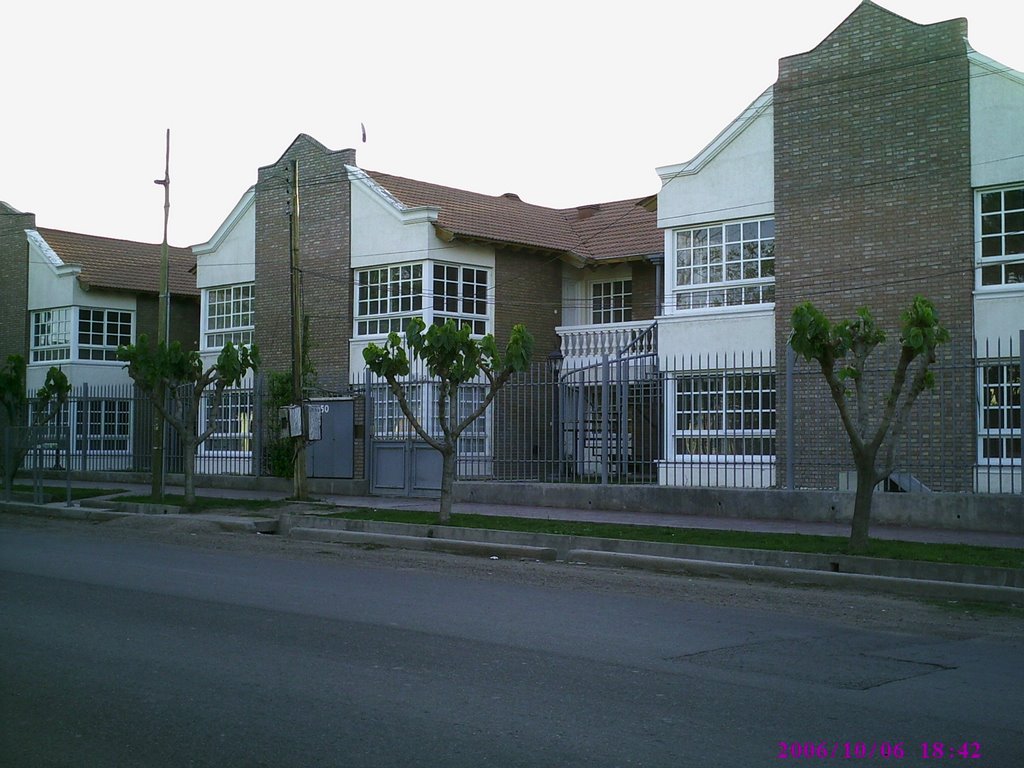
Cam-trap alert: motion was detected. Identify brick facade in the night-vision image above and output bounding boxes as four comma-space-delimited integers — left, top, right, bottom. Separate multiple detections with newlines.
255, 135, 356, 388
493, 248, 563, 360
773, 3, 976, 490
0, 204, 34, 364
135, 295, 200, 351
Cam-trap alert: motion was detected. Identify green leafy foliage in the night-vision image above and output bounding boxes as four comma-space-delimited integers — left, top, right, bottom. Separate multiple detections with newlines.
118, 336, 259, 504
789, 297, 949, 553
0, 355, 70, 486
363, 319, 534, 522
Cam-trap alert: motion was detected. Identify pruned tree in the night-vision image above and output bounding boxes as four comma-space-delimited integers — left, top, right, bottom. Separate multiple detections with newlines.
118, 337, 259, 505
0, 355, 70, 490
364, 318, 534, 523
789, 296, 950, 553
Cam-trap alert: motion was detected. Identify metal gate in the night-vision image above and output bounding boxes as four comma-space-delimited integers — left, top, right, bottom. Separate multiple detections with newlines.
365, 374, 442, 497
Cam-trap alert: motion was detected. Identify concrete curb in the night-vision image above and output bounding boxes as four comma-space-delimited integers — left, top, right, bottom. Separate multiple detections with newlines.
0, 501, 277, 534
289, 526, 557, 561
4, 500, 1022, 604
566, 549, 1024, 604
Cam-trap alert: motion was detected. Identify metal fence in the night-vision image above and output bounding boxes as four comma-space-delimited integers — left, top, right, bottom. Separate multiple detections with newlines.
12, 333, 1022, 495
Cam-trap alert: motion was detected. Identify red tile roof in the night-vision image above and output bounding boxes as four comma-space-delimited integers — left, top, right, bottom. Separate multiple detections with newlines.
36, 228, 198, 297
365, 171, 661, 263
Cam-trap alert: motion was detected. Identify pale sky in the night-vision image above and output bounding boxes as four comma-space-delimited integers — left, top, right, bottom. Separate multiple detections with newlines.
3, 0, 1021, 247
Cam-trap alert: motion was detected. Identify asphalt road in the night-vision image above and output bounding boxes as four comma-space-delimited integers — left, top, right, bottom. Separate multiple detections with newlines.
1, 514, 1022, 767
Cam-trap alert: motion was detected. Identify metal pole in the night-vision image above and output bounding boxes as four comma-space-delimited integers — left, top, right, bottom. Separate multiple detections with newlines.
786, 344, 795, 490
64, 427, 72, 507
2, 427, 9, 501
601, 354, 610, 485
365, 367, 373, 491
152, 129, 171, 500
1018, 330, 1023, 495
290, 160, 308, 500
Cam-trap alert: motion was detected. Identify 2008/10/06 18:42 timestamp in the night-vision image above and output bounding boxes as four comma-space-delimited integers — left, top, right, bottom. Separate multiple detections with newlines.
777, 741, 983, 760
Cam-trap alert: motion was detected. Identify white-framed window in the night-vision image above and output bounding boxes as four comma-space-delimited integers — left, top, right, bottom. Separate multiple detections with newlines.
674, 371, 776, 458
78, 309, 132, 361
356, 261, 491, 337
75, 399, 131, 453
200, 390, 253, 453
978, 362, 1021, 463
674, 218, 775, 310
449, 384, 489, 456
373, 384, 423, 439
357, 264, 423, 336
371, 382, 489, 456
205, 284, 254, 349
433, 264, 489, 335
591, 279, 632, 324
978, 185, 1024, 287
31, 307, 72, 362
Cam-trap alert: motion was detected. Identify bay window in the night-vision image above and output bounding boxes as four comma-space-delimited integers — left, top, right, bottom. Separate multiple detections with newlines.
356, 261, 490, 336
674, 218, 775, 310
31, 307, 133, 363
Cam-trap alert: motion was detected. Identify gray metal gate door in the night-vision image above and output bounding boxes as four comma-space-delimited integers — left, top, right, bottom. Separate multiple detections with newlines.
366, 378, 442, 497
370, 440, 441, 497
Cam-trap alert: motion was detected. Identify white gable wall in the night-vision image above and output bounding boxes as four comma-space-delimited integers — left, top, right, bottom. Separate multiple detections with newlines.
348, 171, 495, 384
970, 53, 1024, 349
26, 231, 136, 389
194, 191, 256, 290
657, 99, 774, 231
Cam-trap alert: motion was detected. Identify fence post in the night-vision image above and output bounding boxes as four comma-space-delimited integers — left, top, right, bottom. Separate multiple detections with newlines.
601, 354, 610, 485
80, 382, 89, 472
1019, 330, 1023, 495
364, 368, 373, 488
2, 427, 9, 501
253, 375, 263, 478
64, 427, 72, 506
786, 345, 795, 490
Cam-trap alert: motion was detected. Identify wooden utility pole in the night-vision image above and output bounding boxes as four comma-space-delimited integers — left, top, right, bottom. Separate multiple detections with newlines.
152, 129, 171, 499
290, 160, 308, 500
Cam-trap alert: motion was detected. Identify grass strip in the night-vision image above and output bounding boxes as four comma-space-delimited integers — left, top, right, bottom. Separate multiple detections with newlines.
329, 508, 1024, 570
117, 493, 288, 512
10, 485, 126, 501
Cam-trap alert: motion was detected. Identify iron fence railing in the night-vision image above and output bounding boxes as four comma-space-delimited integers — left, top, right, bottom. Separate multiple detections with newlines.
10, 332, 1020, 495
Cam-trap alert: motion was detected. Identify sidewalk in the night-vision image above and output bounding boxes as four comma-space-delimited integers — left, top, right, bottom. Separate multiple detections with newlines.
36, 478, 1024, 550
6, 478, 1023, 603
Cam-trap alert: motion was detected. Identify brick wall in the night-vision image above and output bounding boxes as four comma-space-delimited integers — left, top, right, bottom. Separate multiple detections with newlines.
631, 260, 658, 322
493, 248, 562, 360
0, 205, 33, 364
255, 136, 356, 388
135, 294, 200, 351
773, 4, 975, 490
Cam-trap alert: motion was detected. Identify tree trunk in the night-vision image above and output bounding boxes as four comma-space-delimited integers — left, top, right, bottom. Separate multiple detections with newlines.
849, 459, 876, 554
438, 445, 456, 525
183, 437, 197, 507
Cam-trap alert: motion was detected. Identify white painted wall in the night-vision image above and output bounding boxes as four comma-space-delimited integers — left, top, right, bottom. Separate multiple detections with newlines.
657, 307, 775, 368
970, 53, 1024, 350
656, 93, 774, 231
26, 231, 137, 390
974, 292, 1024, 350
347, 168, 496, 385
194, 188, 256, 290
970, 53, 1024, 188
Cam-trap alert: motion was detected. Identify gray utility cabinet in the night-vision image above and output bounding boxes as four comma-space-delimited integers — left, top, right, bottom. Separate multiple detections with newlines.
306, 398, 354, 479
